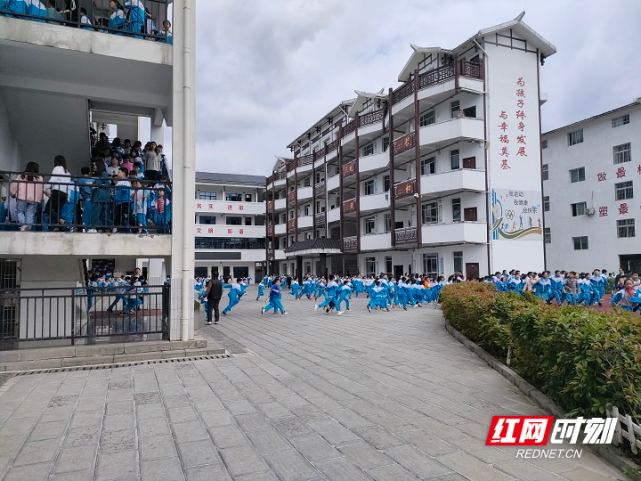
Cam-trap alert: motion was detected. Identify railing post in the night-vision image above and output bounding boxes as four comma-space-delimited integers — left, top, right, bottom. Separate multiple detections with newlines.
71, 289, 75, 346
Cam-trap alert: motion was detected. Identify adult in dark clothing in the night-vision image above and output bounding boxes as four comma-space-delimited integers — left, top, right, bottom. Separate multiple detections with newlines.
205, 276, 223, 324
614, 268, 626, 288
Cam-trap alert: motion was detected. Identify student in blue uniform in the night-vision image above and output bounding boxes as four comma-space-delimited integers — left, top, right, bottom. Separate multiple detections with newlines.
533, 271, 553, 304
124, 0, 145, 36
610, 278, 641, 312
108, 0, 125, 30
256, 282, 265, 301
262, 278, 287, 315
336, 280, 352, 312
314, 275, 341, 315
222, 277, 242, 315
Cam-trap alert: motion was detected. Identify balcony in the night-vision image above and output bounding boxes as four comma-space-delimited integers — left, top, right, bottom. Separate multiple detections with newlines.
326, 140, 339, 161
267, 225, 274, 237
298, 215, 313, 229
394, 179, 417, 200
274, 249, 286, 260
267, 171, 286, 188
287, 219, 297, 230
359, 151, 389, 174
274, 198, 286, 211
342, 199, 357, 214
298, 186, 313, 200
360, 193, 390, 212
342, 160, 357, 178
195, 225, 265, 238
267, 201, 274, 213
315, 212, 326, 225
392, 132, 416, 156
315, 181, 326, 195
343, 236, 357, 251
196, 200, 265, 216
341, 119, 357, 145
421, 222, 486, 246
287, 191, 297, 202
297, 154, 314, 173
275, 223, 286, 235
327, 175, 340, 192
327, 208, 340, 223
360, 233, 392, 251
395, 227, 418, 245
420, 169, 486, 198
419, 117, 484, 147
357, 109, 385, 138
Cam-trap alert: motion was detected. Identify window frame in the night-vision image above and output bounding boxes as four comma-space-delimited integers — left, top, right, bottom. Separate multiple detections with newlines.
570, 167, 586, 183
365, 217, 376, 235
422, 253, 438, 278
612, 114, 630, 128
571, 202, 587, 217
422, 201, 439, 224
452, 198, 462, 222
613, 143, 631, 165
617, 219, 635, 238
544, 227, 551, 244
419, 110, 436, 127
363, 142, 375, 157
198, 192, 217, 201
450, 150, 460, 171
421, 157, 436, 176
568, 129, 583, 146
543, 196, 550, 212
363, 179, 375, 196
542, 164, 549, 181
572, 236, 588, 250
615, 181, 633, 201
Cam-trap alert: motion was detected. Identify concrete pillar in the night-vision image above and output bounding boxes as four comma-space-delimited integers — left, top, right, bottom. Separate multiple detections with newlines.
169, 0, 196, 341
319, 253, 327, 278
296, 256, 303, 283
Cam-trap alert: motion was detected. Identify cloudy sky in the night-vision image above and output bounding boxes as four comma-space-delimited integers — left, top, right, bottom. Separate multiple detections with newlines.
193, 0, 641, 176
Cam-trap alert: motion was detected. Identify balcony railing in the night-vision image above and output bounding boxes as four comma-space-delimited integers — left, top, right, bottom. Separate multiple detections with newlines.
315, 212, 326, 225
395, 227, 417, 244
286, 159, 298, 172
342, 160, 357, 178
298, 154, 314, 167
343, 119, 357, 136
287, 219, 297, 230
0, 171, 171, 234
358, 109, 384, 127
266, 225, 274, 237
315, 181, 326, 195
342, 199, 357, 214
287, 191, 297, 202
392, 132, 416, 155
267, 201, 274, 213
326, 139, 339, 154
0, 285, 169, 350
419, 64, 455, 89
460, 59, 484, 80
0, 0, 173, 42
394, 179, 416, 200
392, 81, 415, 104
343, 236, 357, 251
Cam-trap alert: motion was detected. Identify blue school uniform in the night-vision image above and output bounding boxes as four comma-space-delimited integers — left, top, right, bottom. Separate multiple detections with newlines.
263, 283, 285, 314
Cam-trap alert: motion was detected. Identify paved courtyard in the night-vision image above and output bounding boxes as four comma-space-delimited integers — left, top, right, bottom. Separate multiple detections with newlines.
0, 287, 628, 481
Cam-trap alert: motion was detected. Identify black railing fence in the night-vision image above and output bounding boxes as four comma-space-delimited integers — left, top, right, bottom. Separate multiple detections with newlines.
0, 284, 170, 350
0, 0, 172, 42
0, 171, 171, 233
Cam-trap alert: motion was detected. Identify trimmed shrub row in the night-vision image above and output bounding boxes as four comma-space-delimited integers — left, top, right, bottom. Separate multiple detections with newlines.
440, 282, 641, 422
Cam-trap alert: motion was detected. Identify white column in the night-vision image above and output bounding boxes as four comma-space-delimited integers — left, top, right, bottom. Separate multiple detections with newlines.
169, 0, 196, 341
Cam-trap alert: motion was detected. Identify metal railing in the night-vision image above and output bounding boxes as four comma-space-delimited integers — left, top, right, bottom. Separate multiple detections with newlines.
0, 0, 173, 42
0, 171, 171, 233
0, 284, 170, 350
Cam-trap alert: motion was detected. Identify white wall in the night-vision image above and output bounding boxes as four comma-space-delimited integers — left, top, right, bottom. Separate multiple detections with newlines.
0, 92, 20, 173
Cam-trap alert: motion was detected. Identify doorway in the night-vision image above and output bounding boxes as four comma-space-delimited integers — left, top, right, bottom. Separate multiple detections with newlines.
620, 255, 641, 274
394, 265, 404, 278
465, 263, 480, 280
464, 207, 478, 222
462, 156, 476, 169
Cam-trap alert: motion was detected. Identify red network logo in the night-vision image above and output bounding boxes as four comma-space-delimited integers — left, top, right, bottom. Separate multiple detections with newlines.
486, 416, 554, 446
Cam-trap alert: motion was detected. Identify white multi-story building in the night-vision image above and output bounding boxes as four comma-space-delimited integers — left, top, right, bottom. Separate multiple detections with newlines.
542, 99, 641, 273
266, 15, 556, 280
0, 1, 197, 346
194, 172, 267, 281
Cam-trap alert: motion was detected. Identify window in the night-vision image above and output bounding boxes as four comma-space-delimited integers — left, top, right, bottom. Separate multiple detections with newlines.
453, 251, 463, 273
464, 207, 477, 222
541, 139, 548, 149
572, 236, 588, 250
199, 216, 216, 225
452, 198, 461, 222
615, 181, 633, 201
419, 110, 435, 127
384, 175, 390, 192
450, 150, 460, 170
383, 137, 390, 152
245, 194, 252, 202
544, 227, 551, 244
226, 193, 242, 202
195, 237, 266, 250
304, 177, 311, 187
289, 210, 294, 219
421, 157, 436, 176
423, 254, 438, 278
612, 114, 630, 128
571, 202, 587, 217
198, 192, 217, 200
617, 219, 635, 238
613, 143, 631, 164
543, 196, 550, 212
304, 205, 310, 216
245, 217, 252, 225
365, 257, 376, 276
450, 100, 460, 119
226, 216, 242, 225
365, 217, 376, 234
385, 256, 392, 274
289, 236, 294, 246
364, 179, 375, 196
568, 129, 583, 146
363, 142, 375, 157
422, 201, 439, 224
384, 213, 391, 232
570, 167, 585, 183
542, 164, 549, 181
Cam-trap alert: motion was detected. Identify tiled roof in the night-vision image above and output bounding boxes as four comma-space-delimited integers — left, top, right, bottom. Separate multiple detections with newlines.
195, 172, 266, 187
284, 238, 341, 254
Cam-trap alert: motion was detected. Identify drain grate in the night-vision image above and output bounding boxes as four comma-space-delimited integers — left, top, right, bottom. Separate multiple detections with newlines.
10, 354, 233, 375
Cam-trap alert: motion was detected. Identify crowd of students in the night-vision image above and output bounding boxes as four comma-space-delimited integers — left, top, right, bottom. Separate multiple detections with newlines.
195, 276, 254, 323
86, 269, 149, 317
0, 135, 171, 233
1, 0, 172, 43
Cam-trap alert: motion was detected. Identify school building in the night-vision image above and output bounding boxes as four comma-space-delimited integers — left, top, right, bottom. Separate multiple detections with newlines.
542, 99, 641, 273
266, 14, 556, 280
0, 1, 197, 348
194, 172, 267, 282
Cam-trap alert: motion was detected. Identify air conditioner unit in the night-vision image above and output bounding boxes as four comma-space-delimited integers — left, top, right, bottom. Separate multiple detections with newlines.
586, 208, 596, 216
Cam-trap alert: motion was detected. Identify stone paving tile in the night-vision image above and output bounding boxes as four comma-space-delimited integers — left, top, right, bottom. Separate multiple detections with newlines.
95, 450, 138, 481
141, 456, 185, 481
219, 445, 269, 477
289, 434, 342, 462
53, 444, 97, 474
185, 463, 232, 481
263, 448, 322, 481
139, 433, 178, 460
315, 456, 373, 481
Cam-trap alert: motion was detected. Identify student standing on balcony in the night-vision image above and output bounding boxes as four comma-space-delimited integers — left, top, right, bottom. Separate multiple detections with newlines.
89, 159, 111, 232
44, 155, 72, 230
108, 0, 125, 31
124, 0, 144, 36
10, 162, 43, 232
144, 141, 161, 181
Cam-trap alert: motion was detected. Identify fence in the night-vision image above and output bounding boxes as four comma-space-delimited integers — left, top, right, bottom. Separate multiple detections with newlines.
0, 171, 171, 234
0, 0, 172, 42
606, 406, 641, 455
0, 285, 170, 350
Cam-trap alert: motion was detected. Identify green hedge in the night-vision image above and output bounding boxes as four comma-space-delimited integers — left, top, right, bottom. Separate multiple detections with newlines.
440, 283, 641, 421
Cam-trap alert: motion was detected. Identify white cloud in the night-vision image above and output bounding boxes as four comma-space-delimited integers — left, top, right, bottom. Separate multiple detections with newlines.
193, 0, 641, 175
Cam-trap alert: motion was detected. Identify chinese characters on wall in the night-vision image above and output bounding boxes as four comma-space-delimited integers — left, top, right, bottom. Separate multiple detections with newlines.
497, 77, 529, 170
595, 165, 641, 217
